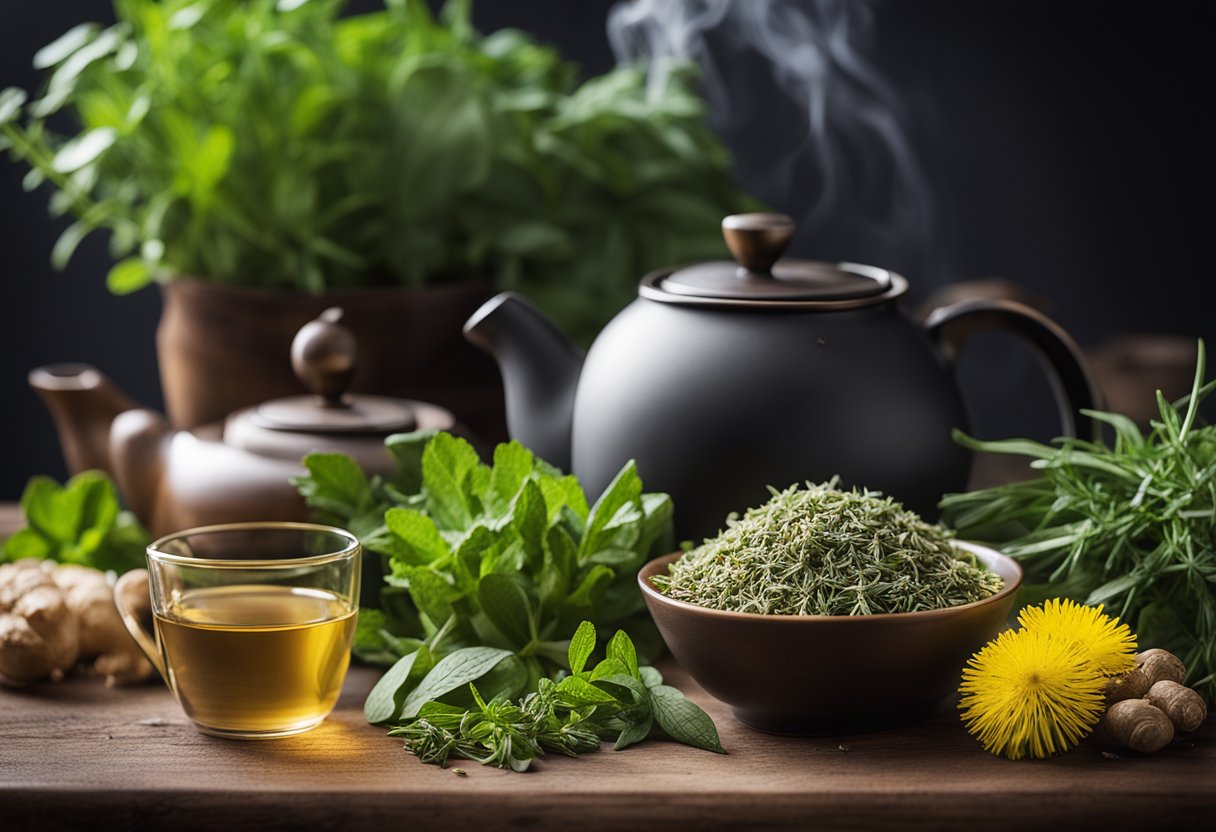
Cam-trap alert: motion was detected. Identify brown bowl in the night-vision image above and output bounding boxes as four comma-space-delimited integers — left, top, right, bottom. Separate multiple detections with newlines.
638, 543, 1022, 735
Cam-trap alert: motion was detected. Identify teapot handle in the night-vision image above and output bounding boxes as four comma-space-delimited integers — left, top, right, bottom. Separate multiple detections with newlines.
924, 298, 1101, 439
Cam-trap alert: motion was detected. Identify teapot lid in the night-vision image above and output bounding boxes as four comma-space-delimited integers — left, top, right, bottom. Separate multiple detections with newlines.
223, 308, 455, 460
644, 214, 905, 306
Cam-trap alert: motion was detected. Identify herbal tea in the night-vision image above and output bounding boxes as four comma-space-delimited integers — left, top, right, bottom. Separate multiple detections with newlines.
154, 585, 356, 736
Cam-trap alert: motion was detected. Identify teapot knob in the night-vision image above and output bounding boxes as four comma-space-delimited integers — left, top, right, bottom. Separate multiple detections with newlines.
291, 307, 356, 407
722, 213, 795, 274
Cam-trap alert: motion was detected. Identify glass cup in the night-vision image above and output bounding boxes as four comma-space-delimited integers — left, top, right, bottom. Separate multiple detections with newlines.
114, 522, 360, 739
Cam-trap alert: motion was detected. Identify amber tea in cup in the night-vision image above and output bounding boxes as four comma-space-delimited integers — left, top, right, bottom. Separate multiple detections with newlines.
116, 523, 360, 739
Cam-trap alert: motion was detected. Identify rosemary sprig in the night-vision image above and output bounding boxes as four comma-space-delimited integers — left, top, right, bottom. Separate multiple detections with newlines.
941, 340, 1216, 703
655, 480, 1003, 615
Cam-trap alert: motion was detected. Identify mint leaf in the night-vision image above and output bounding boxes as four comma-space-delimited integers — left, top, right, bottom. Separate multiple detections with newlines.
400, 646, 514, 719
510, 479, 547, 569
651, 685, 725, 754
606, 630, 639, 679
478, 573, 535, 648
580, 461, 642, 561
2, 528, 51, 560
385, 507, 449, 563
566, 564, 614, 608
486, 441, 535, 515
639, 665, 663, 688
567, 620, 596, 674
420, 433, 482, 530
294, 452, 372, 519
614, 710, 653, 751
385, 429, 438, 494
365, 646, 433, 724
5, 472, 147, 573
392, 565, 460, 629
538, 474, 589, 522
637, 492, 675, 556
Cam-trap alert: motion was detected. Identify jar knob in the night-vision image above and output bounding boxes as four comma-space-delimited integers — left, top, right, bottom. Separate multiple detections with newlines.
722, 213, 795, 274
291, 307, 356, 407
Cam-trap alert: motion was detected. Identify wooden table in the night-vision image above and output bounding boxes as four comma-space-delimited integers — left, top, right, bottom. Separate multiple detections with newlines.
2, 507, 1214, 831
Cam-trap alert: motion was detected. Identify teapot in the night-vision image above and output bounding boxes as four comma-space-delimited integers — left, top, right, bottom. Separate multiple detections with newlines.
465, 213, 1099, 540
32, 308, 461, 536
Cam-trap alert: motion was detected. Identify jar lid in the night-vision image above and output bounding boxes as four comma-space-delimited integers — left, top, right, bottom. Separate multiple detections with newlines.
647, 214, 900, 305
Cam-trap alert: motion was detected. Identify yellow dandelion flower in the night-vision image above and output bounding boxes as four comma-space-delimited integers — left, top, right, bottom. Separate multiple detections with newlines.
1018, 598, 1136, 676
959, 628, 1107, 760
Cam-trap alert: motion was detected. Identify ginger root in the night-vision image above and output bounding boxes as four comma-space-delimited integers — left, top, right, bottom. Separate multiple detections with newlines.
1146, 680, 1207, 733
1103, 699, 1174, 753
0, 560, 152, 687
52, 565, 153, 687
1105, 647, 1187, 704
0, 561, 79, 683
1101, 648, 1207, 753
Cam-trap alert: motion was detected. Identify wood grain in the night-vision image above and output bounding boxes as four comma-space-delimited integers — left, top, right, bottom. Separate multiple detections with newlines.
2, 662, 1213, 832
1, 506, 1213, 831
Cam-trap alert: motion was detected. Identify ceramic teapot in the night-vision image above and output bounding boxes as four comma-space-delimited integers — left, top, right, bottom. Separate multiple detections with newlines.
32, 308, 461, 536
465, 213, 1100, 540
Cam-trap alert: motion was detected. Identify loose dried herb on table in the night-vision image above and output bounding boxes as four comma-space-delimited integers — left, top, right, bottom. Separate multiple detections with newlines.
655, 480, 1003, 615
941, 340, 1216, 703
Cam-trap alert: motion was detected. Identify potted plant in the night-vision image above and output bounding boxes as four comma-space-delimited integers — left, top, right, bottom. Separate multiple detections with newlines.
0, 0, 753, 438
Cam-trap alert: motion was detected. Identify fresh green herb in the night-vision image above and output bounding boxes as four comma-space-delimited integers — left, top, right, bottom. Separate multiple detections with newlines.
293, 431, 674, 671
655, 479, 1003, 615
384, 621, 724, 771
941, 340, 1216, 702
1, 471, 148, 573
0, 0, 755, 341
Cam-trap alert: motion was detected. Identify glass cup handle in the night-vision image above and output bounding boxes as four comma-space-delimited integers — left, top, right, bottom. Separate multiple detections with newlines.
113, 569, 167, 680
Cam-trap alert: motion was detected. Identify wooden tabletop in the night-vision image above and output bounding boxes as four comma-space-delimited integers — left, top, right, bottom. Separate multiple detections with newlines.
2, 503, 1214, 831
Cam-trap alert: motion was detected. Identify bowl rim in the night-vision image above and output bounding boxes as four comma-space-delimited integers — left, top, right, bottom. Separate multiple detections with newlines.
637, 540, 1023, 623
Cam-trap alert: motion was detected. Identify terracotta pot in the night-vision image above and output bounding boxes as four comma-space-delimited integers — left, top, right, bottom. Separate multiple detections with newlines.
157, 278, 506, 442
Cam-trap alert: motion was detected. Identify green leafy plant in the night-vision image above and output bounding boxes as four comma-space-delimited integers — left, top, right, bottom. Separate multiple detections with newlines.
1, 471, 149, 573
293, 432, 718, 770
377, 621, 723, 771
293, 430, 674, 673
941, 340, 1216, 702
0, 0, 755, 340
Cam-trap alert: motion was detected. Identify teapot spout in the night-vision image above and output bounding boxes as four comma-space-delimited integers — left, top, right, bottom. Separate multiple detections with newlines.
29, 364, 140, 478
464, 293, 584, 471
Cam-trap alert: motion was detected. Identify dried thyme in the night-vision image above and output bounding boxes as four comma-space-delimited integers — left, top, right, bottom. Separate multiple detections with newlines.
654, 480, 1003, 615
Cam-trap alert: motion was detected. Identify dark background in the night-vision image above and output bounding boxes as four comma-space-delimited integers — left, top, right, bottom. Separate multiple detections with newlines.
1, 0, 1213, 499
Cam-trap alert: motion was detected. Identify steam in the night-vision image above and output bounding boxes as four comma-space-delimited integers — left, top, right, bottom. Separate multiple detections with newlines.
608, 0, 941, 280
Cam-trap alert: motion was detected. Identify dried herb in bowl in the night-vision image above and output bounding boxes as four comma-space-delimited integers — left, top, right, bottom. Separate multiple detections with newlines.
654, 480, 1003, 615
